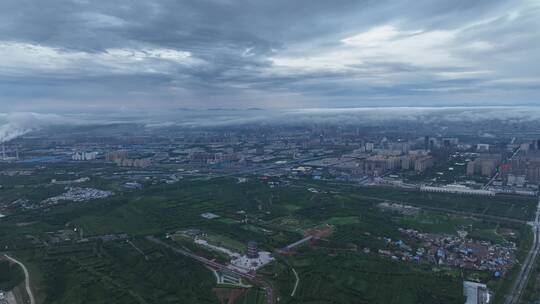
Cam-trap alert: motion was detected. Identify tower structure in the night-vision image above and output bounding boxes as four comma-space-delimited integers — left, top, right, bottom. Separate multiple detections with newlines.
247, 241, 259, 259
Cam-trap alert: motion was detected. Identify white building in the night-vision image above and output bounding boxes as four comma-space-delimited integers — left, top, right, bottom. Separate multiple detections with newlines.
477, 144, 490, 152
72, 151, 98, 161
507, 174, 526, 187
463, 281, 490, 304
420, 184, 495, 196
365, 142, 375, 152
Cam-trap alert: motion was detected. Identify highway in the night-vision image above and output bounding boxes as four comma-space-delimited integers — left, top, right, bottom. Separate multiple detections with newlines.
505, 196, 540, 304
146, 236, 274, 304
3, 253, 36, 304
483, 147, 521, 190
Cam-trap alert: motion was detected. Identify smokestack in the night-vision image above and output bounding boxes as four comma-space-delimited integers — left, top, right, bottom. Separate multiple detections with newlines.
16, 147, 19, 160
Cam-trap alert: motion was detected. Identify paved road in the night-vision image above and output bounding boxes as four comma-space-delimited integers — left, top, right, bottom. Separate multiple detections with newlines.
146, 236, 274, 304
505, 197, 540, 304
3, 254, 35, 304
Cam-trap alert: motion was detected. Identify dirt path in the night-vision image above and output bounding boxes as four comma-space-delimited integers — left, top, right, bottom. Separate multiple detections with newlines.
290, 267, 299, 297
3, 254, 35, 304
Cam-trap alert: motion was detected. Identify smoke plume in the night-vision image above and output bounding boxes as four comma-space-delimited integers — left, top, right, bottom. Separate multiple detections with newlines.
0, 112, 84, 143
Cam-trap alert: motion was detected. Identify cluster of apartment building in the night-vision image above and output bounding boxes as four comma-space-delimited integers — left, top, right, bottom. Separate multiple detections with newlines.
105, 150, 129, 161
305, 150, 434, 178
466, 154, 501, 177
502, 150, 540, 184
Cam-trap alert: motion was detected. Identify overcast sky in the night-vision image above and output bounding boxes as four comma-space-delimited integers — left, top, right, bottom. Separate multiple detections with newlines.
1, 0, 539, 112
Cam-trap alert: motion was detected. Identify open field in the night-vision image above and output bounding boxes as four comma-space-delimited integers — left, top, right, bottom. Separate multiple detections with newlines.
1, 171, 535, 304
280, 250, 465, 304
308, 182, 537, 222
6, 239, 218, 304
0, 259, 24, 290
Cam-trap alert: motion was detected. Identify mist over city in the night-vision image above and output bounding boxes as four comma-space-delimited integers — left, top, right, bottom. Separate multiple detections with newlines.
1, 1, 540, 304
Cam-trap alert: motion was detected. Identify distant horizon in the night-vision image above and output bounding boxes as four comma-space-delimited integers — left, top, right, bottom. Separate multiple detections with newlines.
3, 105, 540, 143
3, 104, 540, 115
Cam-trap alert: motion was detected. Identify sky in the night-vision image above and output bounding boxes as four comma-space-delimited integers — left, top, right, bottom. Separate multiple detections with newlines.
0, 0, 539, 112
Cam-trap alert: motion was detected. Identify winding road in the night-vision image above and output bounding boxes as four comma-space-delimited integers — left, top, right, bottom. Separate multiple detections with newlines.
290, 267, 299, 297
3, 254, 35, 304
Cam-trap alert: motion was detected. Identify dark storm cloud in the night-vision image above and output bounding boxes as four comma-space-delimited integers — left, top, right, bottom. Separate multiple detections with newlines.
0, 0, 538, 110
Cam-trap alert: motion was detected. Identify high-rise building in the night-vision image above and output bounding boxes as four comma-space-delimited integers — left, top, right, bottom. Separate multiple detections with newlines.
520, 143, 531, 151
365, 142, 374, 152
400, 156, 412, 170
106, 150, 128, 162
414, 156, 434, 172
504, 150, 540, 183
442, 138, 458, 149
386, 156, 401, 170
466, 154, 501, 177
390, 141, 410, 153
430, 139, 437, 150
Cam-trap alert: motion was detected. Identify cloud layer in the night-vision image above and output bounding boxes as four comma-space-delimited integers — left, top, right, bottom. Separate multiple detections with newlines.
0, 112, 82, 143
0, 0, 539, 111
3, 105, 540, 142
